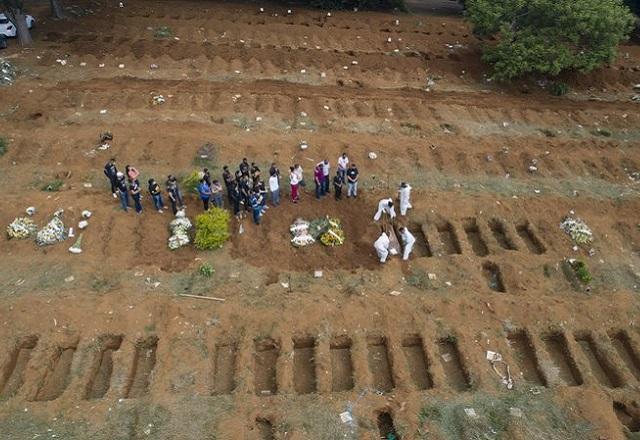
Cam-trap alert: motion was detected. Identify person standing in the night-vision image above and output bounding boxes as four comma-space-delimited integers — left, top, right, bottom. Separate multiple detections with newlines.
346, 163, 359, 198
319, 159, 330, 195
289, 166, 299, 203
223, 165, 234, 203
374, 231, 391, 263
167, 175, 184, 214
337, 152, 349, 181
125, 164, 140, 181
198, 178, 212, 211
211, 180, 223, 208
399, 227, 416, 261
256, 179, 268, 208
398, 182, 412, 216
314, 164, 324, 199
294, 164, 305, 189
269, 162, 280, 178
240, 175, 251, 212
239, 158, 250, 176
203, 168, 212, 186
269, 171, 280, 206
333, 171, 343, 200
373, 198, 396, 222
104, 158, 118, 198
249, 191, 262, 225
130, 178, 143, 214
229, 182, 241, 216
116, 172, 129, 212
148, 178, 165, 213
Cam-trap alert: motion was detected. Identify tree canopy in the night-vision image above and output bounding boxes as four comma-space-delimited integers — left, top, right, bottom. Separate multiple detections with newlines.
466, 0, 636, 81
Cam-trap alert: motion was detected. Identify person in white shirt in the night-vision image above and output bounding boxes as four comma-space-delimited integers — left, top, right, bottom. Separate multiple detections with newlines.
269, 171, 280, 206
337, 152, 349, 181
294, 164, 304, 188
317, 159, 330, 195
398, 182, 412, 216
398, 226, 416, 260
373, 198, 397, 222
374, 231, 391, 263
289, 166, 300, 203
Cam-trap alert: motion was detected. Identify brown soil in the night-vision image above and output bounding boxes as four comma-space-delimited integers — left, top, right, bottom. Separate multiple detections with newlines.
1, 0, 640, 438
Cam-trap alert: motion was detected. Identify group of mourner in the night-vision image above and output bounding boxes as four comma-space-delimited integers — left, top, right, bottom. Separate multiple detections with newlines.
103, 153, 415, 262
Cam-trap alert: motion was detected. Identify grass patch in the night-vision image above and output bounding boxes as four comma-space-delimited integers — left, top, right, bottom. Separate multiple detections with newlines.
419, 390, 592, 440
192, 142, 218, 169
570, 260, 592, 284
549, 81, 569, 96
199, 263, 214, 278
90, 274, 120, 293
0, 136, 8, 156
41, 179, 64, 192
591, 128, 612, 137
406, 268, 433, 290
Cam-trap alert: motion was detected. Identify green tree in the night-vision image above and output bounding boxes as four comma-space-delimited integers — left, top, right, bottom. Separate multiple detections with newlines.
466, 0, 635, 80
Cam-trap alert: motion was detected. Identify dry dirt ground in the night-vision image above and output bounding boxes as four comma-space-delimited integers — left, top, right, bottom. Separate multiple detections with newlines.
1, 0, 640, 438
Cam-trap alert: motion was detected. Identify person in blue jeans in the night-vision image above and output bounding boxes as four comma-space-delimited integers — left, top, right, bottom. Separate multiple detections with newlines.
166, 175, 184, 214
115, 172, 129, 211
211, 180, 224, 208
198, 178, 211, 211
148, 178, 165, 213
129, 178, 143, 214
249, 192, 262, 225
314, 164, 324, 199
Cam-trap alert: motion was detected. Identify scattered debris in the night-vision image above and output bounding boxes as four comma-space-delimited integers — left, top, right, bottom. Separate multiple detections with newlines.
82, 210, 92, 218
314, 270, 323, 278
487, 350, 513, 389
68, 233, 83, 254
26, 206, 36, 216
78, 220, 89, 229
300, 141, 309, 150
179, 293, 225, 302
389, 290, 402, 296
0, 58, 17, 86
64, 276, 75, 283
368, 152, 378, 160
152, 94, 166, 105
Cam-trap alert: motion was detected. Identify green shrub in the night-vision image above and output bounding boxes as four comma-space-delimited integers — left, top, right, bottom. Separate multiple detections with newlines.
199, 263, 214, 277
466, 0, 635, 80
41, 179, 64, 192
0, 136, 7, 156
571, 260, 592, 284
549, 81, 569, 96
182, 170, 202, 194
194, 208, 231, 250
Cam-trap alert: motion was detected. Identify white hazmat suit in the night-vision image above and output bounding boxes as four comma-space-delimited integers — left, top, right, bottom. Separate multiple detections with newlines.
374, 232, 391, 263
400, 228, 416, 261
373, 198, 396, 222
398, 183, 412, 216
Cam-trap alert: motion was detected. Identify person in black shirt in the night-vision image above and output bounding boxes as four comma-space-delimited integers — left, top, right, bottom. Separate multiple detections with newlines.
166, 175, 184, 215
130, 179, 143, 214
346, 163, 359, 198
148, 178, 165, 213
239, 175, 251, 212
203, 168, 212, 186
251, 162, 261, 183
239, 158, 250, 176
222, 165, 234, 203
115, 172, 129, 212
104, 158, 118, 198
229, 182, 241, 216
333, 172, 343, 200
269, 162, 280, 178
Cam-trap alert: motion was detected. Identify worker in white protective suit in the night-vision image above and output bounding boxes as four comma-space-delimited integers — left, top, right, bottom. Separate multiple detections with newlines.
373, 198, 396, 222
399, 226, 416, 261
398, 182, 412, 216
374, 231, 391, 263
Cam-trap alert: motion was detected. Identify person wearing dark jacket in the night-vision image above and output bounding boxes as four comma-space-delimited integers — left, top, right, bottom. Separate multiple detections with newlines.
333, 172, 343, 200
166, 175, 184, 215
130, 178, 143, 214
148, 178, 165, 213
116, 172, 129, 211
104, 158, 118, 198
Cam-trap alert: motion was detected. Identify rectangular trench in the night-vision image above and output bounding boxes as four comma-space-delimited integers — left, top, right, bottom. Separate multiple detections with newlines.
609, 331, 640, 381
507, 331, 546, 386
437, 222, 462, 255
254, 338, 279, 396
575, 333, 623, 388
213, 342, 237, 395
515, 221, 545, 254
35, 344, 77, 402
125, 336, 158, 398
489, 218, 518, 250
367, 336, 394, 393
293, 337, 317, 394
401, 335, 432, 390
85, 335, 123, 400
541, 333, 582, 386
330, 336, 354, 392
437, 337, 470, 391
463, 218, 488, 256
0, 336, 38, 399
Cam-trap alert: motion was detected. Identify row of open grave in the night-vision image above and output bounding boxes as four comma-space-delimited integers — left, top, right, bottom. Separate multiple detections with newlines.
405, 217, 546, 259
1, 326, 639, 402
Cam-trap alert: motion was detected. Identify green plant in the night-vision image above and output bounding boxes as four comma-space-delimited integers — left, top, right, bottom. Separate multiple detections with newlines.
182, 170, 202, 194
199, 263, 214, 278
466, 0, 635, 80
406, 268, 432, 290
549, 81, 569, 96
591, 128, 612, 137
41, 179, 64, 192
154, 26, 173, 38
0, 136, 8, 156
194, 208, 231, 250
571, 260, 592, 284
